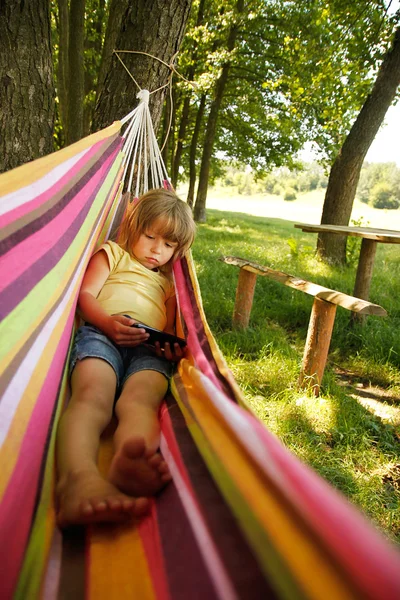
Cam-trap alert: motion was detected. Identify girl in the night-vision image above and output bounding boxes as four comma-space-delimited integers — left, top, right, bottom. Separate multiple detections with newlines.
56, 189, 196, 527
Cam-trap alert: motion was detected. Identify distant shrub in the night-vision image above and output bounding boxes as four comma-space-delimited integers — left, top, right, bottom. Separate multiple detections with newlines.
284, 187, 297, 201
370, 182, 399, 210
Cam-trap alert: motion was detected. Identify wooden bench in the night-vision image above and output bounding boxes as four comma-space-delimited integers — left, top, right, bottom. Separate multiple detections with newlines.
221, 256, 387, 396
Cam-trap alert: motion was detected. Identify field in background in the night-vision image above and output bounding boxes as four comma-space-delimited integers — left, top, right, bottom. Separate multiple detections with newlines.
185, 190, 400, 544
177, 185, 400, 230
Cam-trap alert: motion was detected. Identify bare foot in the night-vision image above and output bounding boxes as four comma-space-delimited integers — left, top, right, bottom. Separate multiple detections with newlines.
108, 437, 172, 497
56, 470, 150, 528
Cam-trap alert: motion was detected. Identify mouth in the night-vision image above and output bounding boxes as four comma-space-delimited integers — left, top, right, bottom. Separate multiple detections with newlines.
146, 257, 159, 264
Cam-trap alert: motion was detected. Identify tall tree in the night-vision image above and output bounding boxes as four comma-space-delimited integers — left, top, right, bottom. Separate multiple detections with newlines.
93, 0, 192, 135
0, 0, 55, 172
193, 0, 244, 222
56, 0, 69, 136
317, 25, 400, 264
171, 0, 206, 188
66, 0, 86, 144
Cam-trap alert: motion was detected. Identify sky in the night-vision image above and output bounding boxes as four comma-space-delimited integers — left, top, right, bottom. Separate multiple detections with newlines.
301, 100, 400, 166
365, 101, 400, 165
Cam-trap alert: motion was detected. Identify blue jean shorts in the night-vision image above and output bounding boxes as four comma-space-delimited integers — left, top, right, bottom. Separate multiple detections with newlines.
69, 324, 175, 390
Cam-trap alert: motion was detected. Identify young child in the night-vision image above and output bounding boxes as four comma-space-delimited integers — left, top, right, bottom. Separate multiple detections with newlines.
56, 189, 196, 527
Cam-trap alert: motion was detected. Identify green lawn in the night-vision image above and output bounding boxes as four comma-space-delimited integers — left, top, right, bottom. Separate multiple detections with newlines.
190, 195, 400, 544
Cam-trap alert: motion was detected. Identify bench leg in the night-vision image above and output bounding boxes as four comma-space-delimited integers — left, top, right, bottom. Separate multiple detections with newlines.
233, 269, 257, 329
299, 298, 337, 396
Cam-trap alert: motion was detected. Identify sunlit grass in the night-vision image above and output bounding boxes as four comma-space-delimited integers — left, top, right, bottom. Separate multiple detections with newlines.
191, 207, 400, 543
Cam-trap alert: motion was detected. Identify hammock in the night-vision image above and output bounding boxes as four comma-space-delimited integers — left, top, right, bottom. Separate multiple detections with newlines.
1, 90, 399, 600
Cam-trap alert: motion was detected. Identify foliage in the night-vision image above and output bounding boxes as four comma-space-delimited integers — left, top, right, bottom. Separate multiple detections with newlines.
370, 182, 400, 209
174, 0, 399, 187
357, 161, 400, 209
284, 187, 297, 201
216, 162, 329, 196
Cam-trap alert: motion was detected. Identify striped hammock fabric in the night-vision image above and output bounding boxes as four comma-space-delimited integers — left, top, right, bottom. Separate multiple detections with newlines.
1, 106, 400, 599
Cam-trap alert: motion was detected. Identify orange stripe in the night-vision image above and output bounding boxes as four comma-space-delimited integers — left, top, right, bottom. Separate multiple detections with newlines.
179, 362, 354, 600
0, 123, 121, 195
87, 428, 155, 600
0, 301, 79, 498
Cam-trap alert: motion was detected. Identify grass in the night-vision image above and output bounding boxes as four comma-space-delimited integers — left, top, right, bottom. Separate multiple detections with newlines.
189, 195, 400, 544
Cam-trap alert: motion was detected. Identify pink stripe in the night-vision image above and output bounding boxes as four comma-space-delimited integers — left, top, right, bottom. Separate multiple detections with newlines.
160, 430, 237, 600
0, 149, 118, 292
138, 500, 171, 600
173, 260, 223, 393
200, 374, 400, 599
0, 138, 110, 229
159, 403, 193, 491
0, 311, 75, 600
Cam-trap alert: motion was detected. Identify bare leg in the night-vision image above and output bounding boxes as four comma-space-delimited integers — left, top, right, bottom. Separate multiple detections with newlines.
56, 359, 149, 527
108, 370, 172, 496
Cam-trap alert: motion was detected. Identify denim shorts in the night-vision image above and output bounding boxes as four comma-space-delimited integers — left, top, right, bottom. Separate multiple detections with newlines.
69, 324, 175, 390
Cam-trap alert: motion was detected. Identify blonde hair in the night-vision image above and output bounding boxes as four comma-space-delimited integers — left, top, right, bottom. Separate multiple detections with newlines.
118, 189, 196, 268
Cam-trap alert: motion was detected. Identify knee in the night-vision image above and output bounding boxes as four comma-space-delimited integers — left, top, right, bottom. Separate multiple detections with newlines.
117, 373, 167, 414
69, 383, 114, 420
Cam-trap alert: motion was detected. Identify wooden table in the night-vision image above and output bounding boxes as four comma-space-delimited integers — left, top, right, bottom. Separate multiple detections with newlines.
294, 223, 400, 305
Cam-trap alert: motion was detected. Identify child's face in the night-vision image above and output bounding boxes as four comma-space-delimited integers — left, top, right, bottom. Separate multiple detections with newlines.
132, 218, 178, 270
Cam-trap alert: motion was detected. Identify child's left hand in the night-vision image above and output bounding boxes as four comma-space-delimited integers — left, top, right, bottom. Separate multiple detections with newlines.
154, 342, 187, 362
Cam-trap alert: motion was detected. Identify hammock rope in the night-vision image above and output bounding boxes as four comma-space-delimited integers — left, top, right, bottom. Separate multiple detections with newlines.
0, 97, 400, 599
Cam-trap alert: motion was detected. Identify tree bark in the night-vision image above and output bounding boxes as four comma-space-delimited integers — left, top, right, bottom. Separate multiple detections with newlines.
317, 26, 400, 264
83, 0, 107, 135
0, 0, 55, 172
193, 0, 244, 222
96, 0, 130, 101
171, 0, 206, 188
56, 0, 69, 138
66, 0, 85, 145
92, 0, 192, 136
187, 93, 206, 208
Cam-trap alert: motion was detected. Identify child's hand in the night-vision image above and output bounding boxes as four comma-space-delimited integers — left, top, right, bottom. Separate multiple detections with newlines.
154, 341, 187, 362
104, 315, 149, 346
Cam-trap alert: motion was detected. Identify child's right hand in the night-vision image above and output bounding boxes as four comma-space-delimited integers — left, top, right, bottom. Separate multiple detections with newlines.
103, 315, 149, 346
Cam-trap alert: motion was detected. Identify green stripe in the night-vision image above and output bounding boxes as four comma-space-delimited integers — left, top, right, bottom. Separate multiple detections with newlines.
14, 348, 72, 600
0, 153, 123, 364
172, 379, 306, 600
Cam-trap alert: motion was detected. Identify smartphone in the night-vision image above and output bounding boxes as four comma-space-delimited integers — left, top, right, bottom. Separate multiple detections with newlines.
131, 322, 187, 349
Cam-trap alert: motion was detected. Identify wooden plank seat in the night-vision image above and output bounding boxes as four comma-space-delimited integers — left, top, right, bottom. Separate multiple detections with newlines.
221, 256, 387, 395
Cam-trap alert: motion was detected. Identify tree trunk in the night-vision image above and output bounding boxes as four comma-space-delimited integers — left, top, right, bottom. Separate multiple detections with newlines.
160, 96, 171, 168
56, 0, 69, 138
169, 86, 177, 176
83, 0, 106, 135
187, 93, 206, 208
193, 0, 244, 222
96, 0, 130, 101
171, 0, 206, 188
92, 0, 192, 135
66, 0, 85, 145
317, 26, 400, 264
172, 93, 191, 188
0, 0, 55, 172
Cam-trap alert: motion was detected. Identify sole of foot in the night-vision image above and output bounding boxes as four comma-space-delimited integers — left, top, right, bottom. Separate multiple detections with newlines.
108, 437, 172, 497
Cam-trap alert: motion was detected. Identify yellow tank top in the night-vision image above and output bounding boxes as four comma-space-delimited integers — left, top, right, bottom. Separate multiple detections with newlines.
95, 241, 175, 330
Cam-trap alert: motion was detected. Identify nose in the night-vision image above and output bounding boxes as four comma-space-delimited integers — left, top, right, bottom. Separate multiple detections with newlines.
150, 239, 162, 254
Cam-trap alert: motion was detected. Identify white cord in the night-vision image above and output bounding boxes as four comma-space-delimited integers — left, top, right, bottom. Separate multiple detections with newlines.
120, 89, 170, 197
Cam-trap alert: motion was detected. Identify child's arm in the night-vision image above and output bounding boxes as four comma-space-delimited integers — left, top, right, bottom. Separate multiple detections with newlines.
163, 295, 177, 336
78, 250, 149, 346
155, 295, 185, 362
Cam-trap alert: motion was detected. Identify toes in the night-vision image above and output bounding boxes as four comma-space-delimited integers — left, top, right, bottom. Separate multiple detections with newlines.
157, 461, 170, 474
135, 497, 150, 516
147, 453, 162, 468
